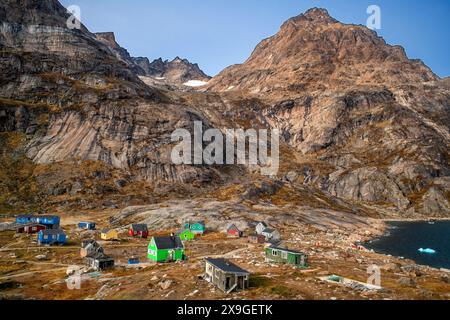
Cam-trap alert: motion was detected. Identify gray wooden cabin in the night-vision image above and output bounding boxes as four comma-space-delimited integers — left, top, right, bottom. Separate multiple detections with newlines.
204, 258, 250, 293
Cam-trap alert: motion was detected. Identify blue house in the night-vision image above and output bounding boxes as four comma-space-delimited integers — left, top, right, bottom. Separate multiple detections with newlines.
16, 214, 34, 224
38, 229, 67, 245
35, 216, 60, 228
78, 222, 96, 230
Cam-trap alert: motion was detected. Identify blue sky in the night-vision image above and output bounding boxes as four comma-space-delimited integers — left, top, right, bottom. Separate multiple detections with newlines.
60, 0, 450, 77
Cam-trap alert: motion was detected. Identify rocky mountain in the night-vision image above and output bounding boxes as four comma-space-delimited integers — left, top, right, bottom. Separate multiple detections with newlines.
206, 8, 450, 216
0, 3, 448, 218
0, 0, 221, 211
94, 32, 210, 85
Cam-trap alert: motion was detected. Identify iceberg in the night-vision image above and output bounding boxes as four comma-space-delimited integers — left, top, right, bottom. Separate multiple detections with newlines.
418, 248, 436, 254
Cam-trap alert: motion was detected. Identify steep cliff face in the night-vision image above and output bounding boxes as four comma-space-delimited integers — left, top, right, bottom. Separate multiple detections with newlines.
0, 3, 448, 217
0, 0, 220, 211
206, 8, 450, 215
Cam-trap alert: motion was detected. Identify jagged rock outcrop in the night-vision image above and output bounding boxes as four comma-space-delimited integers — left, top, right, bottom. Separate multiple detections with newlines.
206, 8, 449, 215
0, 2, 448, 216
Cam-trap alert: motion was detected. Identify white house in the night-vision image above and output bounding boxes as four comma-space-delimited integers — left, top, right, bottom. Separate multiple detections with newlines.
261, 228, 281, 241
256, 222, 268, 235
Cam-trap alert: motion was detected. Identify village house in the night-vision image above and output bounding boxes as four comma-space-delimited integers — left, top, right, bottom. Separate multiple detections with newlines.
80, 239, 104, 258
38, 229, 67, 245
248, 233, 266, 244
227, 224, 243, 238
147, 236, 185, 263
261, 228, 281, 242
204, 258, 250, 293
176, 228, 195, 241
78, 222, 96, 230
35, 215, 60, 229
265, 246, 308, 268
101, 229, 119, 241
16, 214, 60, 229
85, 252, 115, 271
16, 223, 46, 234
184, 221, 206, 235
129, 224, 149, 238
255, 222, 268, 235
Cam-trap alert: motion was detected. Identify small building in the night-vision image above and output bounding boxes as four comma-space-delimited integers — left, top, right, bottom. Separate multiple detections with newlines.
38, 229, 67, 245
147, 236, 185, 263
184, 221, 206, 235
248, 233, 266, 244
261, 228, 281, 241
101, 229, 119, 241
255, 222, 268, 235
204, 258, 250, 293
265, 246, 308, 268
16, 223, 46, 234
128, 257, 140, 265
80, 240, 104, 258
227, 224, 243, 238
35, 215, 60, 228
129, 224, 149, 238
85, 252, 115, 271
78, 222, 96, 230
176, 228, 195, 241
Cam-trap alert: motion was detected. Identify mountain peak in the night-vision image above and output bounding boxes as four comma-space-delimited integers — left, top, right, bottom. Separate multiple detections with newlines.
289, 7, 337, 25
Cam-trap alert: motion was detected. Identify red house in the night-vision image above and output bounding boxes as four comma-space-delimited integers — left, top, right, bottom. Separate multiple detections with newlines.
227, 224, 243, 238
129, 224, 149, 238
16, 223, 46, 234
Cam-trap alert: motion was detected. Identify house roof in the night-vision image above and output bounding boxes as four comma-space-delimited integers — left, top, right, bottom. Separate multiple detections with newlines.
153, 236, 184, 250
269, 246, 306, 255
257, 222, 268, 227
101, 228, 115, 234
205, 258, 249, 275
40, 229, 65, 235
227, 224, 240, 232
262, 228, 278, 234
131, 224, 148, 232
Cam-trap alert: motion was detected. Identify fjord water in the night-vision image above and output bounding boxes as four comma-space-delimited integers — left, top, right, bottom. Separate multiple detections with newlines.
365, 221, 450, 269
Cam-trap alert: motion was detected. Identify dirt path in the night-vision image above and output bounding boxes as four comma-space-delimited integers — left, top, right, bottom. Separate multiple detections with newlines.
0, 267, 67, 281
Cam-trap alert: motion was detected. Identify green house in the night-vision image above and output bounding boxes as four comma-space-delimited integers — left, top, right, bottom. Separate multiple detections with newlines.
265, 246, 308, 268
184, 221, 206, 235
147, 236, 185, 263
177, 228, 195, 241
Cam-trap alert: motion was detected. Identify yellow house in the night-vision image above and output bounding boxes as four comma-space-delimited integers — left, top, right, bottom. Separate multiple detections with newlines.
101, 229, 119, 241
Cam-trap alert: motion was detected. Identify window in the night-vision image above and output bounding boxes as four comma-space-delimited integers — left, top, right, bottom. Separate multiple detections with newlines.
281, 251, 288, 259
272, 250, 278, 256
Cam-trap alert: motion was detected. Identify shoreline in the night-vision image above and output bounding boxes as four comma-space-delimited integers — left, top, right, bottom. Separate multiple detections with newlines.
364, 219, 450, 273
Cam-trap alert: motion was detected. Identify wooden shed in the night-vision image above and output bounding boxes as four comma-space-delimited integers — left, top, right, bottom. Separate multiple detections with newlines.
255, 222, 268, 235
265, 246, 308, 268
261, 228, 281, 241
248, 233, 265, 244
184, 221, 206, 235
129, 224, 149, 238
78, 222, 96, 230
176, 228, 195, 241
227, 224, 243, 238
16, 223, 46, 234
80, 240, 104, 258
147, 236, 185, 263
204, 258, 250, 293
85, 252, 115, 271
101, 229, 119, 241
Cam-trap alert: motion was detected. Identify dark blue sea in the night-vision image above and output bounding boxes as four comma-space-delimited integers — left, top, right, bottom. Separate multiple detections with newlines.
365, 221, 450, 269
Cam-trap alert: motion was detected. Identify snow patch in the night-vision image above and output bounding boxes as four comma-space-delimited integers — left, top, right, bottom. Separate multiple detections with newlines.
183, 80, 209, 87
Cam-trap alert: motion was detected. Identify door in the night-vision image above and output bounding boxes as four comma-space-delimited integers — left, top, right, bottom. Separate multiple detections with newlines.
225, 277, 231, 290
